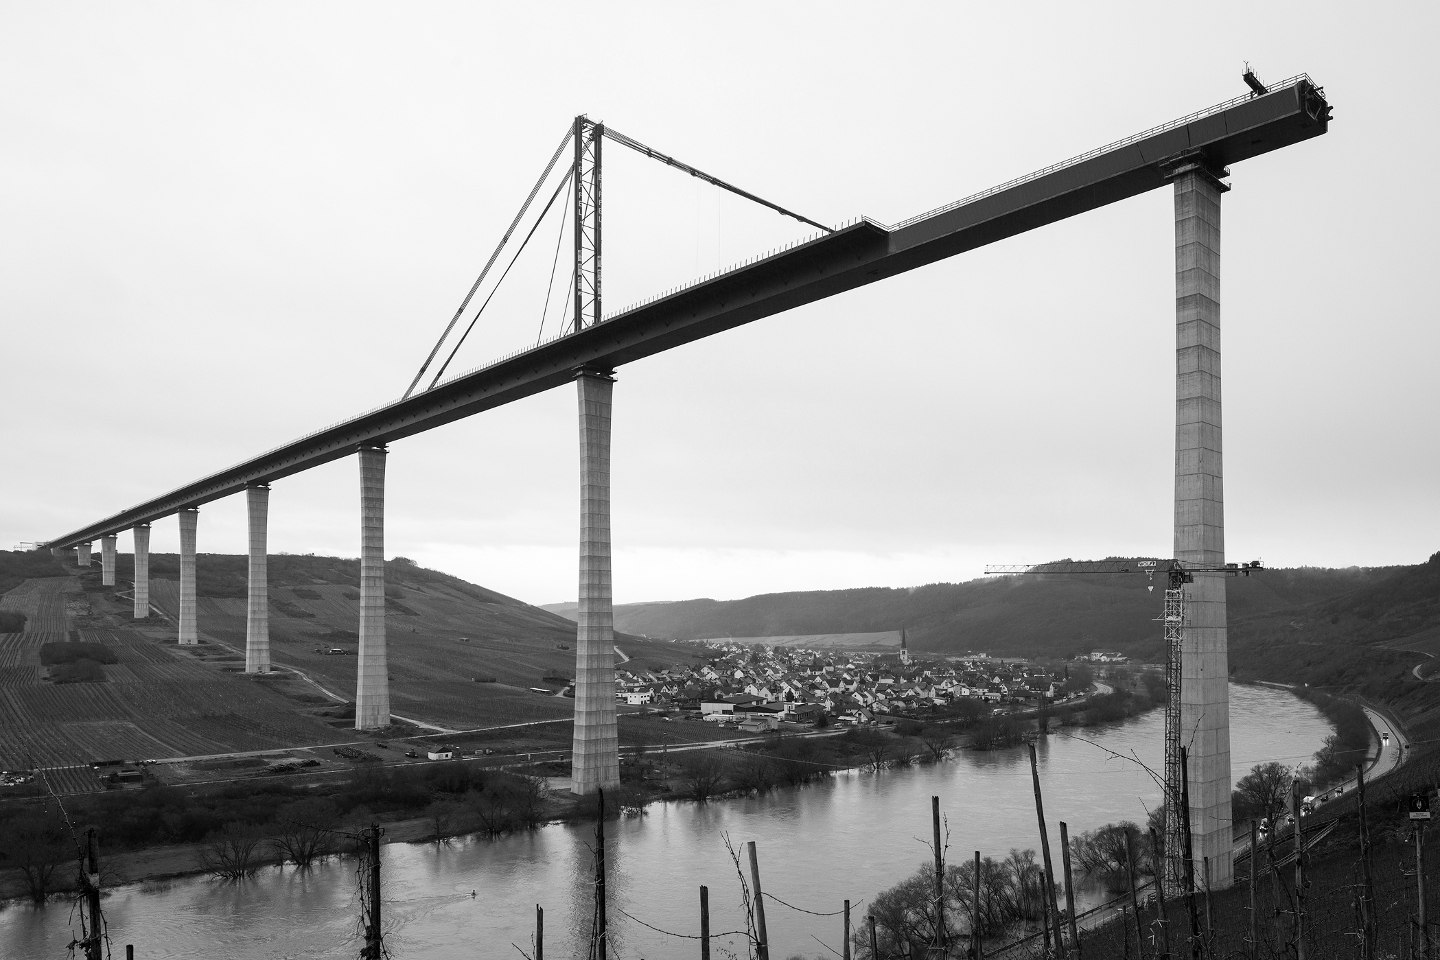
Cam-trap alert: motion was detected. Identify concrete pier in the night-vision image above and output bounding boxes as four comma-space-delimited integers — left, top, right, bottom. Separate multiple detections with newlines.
355, 446, 389, 730
1171, 161, 1232, 889
246, 485, 271, 673
571, 369, 620, 795
100, 535, 117, 586
77, 542, 91, 567
132, 524, 150, 619
178, 508, 199, 645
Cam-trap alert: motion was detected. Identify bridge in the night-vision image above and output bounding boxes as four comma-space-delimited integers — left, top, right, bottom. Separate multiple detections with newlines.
42, 74, 1331, 889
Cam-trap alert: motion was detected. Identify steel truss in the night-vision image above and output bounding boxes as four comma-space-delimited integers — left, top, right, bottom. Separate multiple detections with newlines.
574, 116, 603, 332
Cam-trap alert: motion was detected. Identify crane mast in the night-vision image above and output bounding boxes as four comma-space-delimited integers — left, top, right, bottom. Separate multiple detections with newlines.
984, 556, 1261, 890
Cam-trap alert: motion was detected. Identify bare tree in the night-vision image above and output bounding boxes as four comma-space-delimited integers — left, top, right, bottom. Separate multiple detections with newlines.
919, 727, 955, 762
199, 823, 266, 881
1232, 761, 1294, 830
1069, 821, 1146, 892
0, 810, 69, 902
679, 751, 726, 802
271, 798, 338, 868
424, 799, 464, 844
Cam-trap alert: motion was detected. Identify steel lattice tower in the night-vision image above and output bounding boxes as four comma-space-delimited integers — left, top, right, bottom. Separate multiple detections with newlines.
1160, 576, 1187, 891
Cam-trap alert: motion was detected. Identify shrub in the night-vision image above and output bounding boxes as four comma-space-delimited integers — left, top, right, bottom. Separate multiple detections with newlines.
39, 642, 118, 665
51, 659, 106, 683
0, 610, 27, 632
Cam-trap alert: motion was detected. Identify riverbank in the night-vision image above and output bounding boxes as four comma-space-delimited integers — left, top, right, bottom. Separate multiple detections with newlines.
1, 684, 1162, 903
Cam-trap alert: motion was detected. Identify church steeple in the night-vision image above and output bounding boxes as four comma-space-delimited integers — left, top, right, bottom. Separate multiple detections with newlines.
900, 624, 910, 665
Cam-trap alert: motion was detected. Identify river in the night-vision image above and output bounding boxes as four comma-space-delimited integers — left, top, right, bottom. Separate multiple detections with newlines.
0, 683, 1332, 959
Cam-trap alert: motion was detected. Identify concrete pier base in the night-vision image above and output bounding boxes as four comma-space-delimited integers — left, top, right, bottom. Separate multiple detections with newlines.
1171, 162, 1232, 889
132, 524, 150, 619
50, 546, 61, 558
178, 508, 199, 645
77, 542, 91, 567
246, 485, 271, 673
571, 369, 620, 795
100, 535, 117, 586
355, 447, 390, 730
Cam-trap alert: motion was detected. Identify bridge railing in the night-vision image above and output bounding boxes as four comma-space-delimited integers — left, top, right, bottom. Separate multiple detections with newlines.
890, 74, 1320, 232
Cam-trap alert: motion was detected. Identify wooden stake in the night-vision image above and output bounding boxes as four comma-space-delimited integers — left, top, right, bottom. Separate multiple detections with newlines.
1124, 829, 1143, 960
932, 796, 946, 955
973, 851, 984, 960
1028, 743, 1067, 958
1248, 822, 1257, 960
1202, 857, 1214, 957
1291, 782, 1305, 960
1179, 747, 1201, 960
83, 829, 102, 960
1150, 827, 1173, 960
844, 898, 852, 960
1060, 821, 1080, 959
748, 841, 770, 960
1418, 821, 1429, 960
1121, 906, 1132, 960
870, 914, 879, 960
1357, 764, 1375, 959
596, 790, 608, 960
700, 886, 710, 960
537, 904, 544, 960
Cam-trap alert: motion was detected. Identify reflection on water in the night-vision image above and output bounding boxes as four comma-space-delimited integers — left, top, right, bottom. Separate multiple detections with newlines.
0, 683, 1330, 959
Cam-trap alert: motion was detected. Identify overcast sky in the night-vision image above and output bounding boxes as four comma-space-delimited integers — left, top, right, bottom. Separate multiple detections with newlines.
3, 2, 1436, 606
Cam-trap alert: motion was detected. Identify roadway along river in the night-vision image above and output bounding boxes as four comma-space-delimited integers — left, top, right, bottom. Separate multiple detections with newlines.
0, 683, 1332, 959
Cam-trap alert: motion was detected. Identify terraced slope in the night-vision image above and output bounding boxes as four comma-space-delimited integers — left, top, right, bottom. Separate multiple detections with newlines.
0, 577, 345, 769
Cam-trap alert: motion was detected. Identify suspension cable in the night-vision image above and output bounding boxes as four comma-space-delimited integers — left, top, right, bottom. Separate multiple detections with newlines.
536, 171, 574, 345
403, 122, 575, 400
602, 124, 832, 234
428, 165, 574, 389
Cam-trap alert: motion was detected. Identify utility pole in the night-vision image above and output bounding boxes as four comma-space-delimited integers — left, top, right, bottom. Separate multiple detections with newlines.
748, 841, 770, 960
931, 796, 946, 956
1029, 743, 1066, 958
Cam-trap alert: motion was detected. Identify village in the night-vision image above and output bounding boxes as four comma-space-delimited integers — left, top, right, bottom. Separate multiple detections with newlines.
611, 638, 1107, 732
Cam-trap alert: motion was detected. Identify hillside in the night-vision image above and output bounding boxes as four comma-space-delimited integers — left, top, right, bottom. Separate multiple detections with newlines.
577, 554, 1440, 711
0, 551, 699, 772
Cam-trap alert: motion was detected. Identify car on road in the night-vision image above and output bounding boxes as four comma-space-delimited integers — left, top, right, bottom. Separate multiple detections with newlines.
404, 750, 418, 758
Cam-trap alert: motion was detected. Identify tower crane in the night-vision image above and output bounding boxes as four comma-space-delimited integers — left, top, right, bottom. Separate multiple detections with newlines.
984, 557, 1263, 888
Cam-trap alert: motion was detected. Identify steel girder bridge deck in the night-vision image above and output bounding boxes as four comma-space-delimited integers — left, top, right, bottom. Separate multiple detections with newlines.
46, 76, 1330, 549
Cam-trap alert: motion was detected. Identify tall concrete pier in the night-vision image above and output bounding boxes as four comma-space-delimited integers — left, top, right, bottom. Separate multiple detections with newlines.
246, 485, 271, 673
178, 508, 199, 645
571, 369, 620, 795
132, 524, 150, 619
355, 446, 390, 730
1170, 161, 1232, 889
77, 542, 91, 567
100, 535, 117, 586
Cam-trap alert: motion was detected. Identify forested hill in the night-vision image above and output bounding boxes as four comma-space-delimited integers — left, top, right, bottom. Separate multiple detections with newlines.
600, 554, 1440, 670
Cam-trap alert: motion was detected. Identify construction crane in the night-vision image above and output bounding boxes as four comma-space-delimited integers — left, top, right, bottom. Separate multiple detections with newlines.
984, 557, 1263, 888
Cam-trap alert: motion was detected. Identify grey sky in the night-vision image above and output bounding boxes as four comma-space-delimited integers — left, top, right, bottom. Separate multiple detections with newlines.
3, 2, 1435, 606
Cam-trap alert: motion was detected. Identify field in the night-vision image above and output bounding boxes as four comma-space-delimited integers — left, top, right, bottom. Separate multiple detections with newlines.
0, 553, 701, 781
